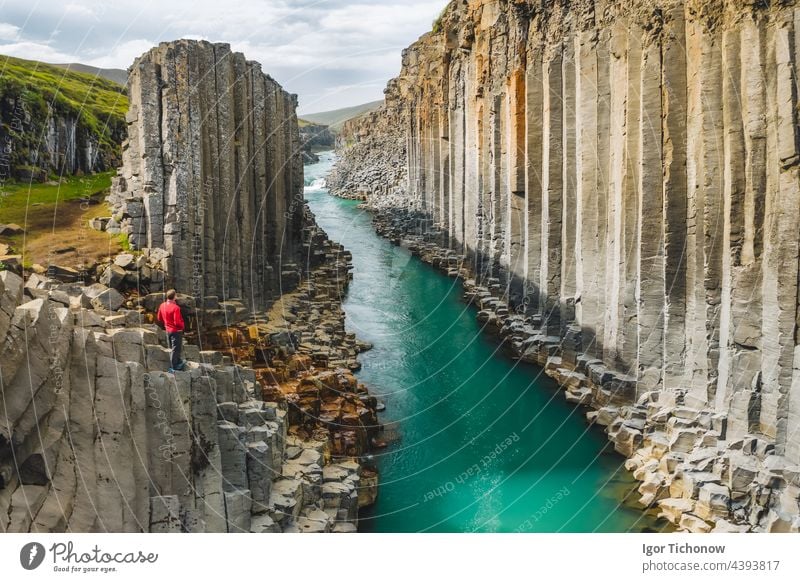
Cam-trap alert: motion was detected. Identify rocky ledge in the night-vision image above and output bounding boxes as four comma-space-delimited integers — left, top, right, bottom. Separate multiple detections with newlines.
0, 39, 381, 533
0, 208, 378, 533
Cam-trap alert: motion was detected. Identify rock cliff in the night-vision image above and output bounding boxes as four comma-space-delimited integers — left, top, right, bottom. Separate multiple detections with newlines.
108, 40, 305, 310
0, 56, 127, 181
331, 0, 800, 532
1, 40, 375, 533
299, 122, 335, 164
0, 240, 370, 533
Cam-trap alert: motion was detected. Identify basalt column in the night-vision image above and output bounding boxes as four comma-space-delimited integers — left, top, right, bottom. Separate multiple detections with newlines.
331, 0, 800, 531
110, 40, 305, 310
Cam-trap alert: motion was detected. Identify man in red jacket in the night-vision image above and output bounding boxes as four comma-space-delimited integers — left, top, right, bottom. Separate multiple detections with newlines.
157, 289, 186, 372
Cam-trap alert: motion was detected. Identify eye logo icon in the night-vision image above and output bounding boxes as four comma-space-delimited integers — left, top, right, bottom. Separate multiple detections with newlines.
20, 542, 46, 570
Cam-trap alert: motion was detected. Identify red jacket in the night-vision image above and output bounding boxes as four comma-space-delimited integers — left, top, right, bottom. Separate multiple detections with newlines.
157, 300, 185, 333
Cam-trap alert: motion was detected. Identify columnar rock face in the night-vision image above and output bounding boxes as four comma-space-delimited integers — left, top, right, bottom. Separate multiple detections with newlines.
0, 106, 121, 180
299, 122, 335, 164
0, 42, 368, 533
0, 269, 270, 532
327, 97, 408, 201
109, 40, 305, 309
0, 238, 367, 533
332, 0, 800, 531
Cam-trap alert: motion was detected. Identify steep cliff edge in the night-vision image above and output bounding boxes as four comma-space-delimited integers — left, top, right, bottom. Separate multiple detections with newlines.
299, 121, 335, 164
0, 55, 127, 181
331, 0, 800, 532
0, 40, 376, 533
108, 40, 305, 310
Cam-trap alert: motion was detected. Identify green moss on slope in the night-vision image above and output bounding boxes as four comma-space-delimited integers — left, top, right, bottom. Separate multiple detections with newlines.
0, 54, 129, 176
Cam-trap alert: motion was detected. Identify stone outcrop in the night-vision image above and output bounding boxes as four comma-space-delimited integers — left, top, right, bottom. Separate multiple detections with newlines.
0, 40, 376, 533
0, 263, 367, 532
108, 40, 305, 310
328, 101, 407, 201
0, 206, 376, 533
299, 122, 335, 164
0, 107, 121, 181
201, 214, 381, 458
331, 0, 800, 532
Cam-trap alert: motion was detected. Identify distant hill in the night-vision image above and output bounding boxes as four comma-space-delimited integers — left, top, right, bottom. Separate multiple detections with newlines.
52, 63, 129, 86
301, 100, 383, 133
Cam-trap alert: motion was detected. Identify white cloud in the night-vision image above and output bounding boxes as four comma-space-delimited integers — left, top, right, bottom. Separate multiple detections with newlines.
0, 41, 77, 63
321, 1, 441, 37
63, 3, 101, 20
0, 22, 21, 41
82, 39, 155, 69
0, 0, 448, 111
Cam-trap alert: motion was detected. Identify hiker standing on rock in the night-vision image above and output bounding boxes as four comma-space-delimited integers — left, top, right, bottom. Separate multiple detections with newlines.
157, 289, 186, 372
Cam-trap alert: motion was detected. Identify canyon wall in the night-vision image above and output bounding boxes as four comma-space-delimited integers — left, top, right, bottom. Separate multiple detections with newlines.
109, 40, 305, 310
0, 267, 291, 533
1, 41, 370, 533
331, 0, 800, 531
0, 255, 366, 533
0, 87, 125, 181
299, 122, 335, 164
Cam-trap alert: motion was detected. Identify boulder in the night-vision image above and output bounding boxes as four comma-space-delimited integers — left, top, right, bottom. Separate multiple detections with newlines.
695, 483, 731, 520
657, 498, 695, 524
99, 265, 128, 289
0, 223, 24, 235
90, 288, 125, 311
0, 255, 22, 272
250, 513, 280, 533
678, 513, 712, 533
89, 217, 111, 231
46, 264, 83, 283
114, 253, 136, 269
712, 519, 750, 533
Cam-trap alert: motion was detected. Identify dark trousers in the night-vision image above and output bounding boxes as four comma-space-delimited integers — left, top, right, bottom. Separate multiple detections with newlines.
168, 332, 183, 370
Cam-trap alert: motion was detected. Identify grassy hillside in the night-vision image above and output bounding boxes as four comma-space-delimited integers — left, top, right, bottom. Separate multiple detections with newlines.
0, 171, 122, 268
301, 100, 383, 133
0, 56, 128, 267
0, 171, 113, 225
0, 54, 128, 150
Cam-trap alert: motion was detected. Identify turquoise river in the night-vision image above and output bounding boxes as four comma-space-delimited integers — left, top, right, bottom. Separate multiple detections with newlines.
304, 152, 667, 533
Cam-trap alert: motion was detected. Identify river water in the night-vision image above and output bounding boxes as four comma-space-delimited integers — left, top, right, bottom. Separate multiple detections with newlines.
304, 151, 666, 533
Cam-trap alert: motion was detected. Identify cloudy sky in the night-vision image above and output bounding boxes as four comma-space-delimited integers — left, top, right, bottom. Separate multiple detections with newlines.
0, 0, 447, 113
